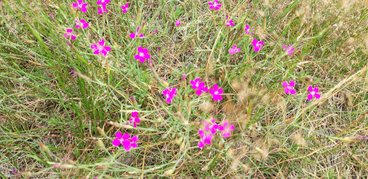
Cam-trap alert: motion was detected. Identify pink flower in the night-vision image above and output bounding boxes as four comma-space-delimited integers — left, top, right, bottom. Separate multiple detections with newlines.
129, 33, 144, 39
152, 29, 159, 35
112, 131, 139, 151
244, 24, 253, 34
198, 119, 219, 149
218, 121, 235, 138
282, 80, 296, 95
190, 77, 208, 96
129, 26, 144, 39
208, 0, 222, 10
72, 0, 88, 13
209, 84, 223, 101
97, 4, 108, 14
129, 111, 140, 128
197, 119, 234, 149
134, 46, 151, 63
96, 0, 110, 15
252, 38, 265, 53
203, 119, 220, 134
225, 18, 235, 27
198, 130, 214, 149
162, 88, 177, 104
282, 44, 295, 56
228, 44, 240, 55
90, 39, 111, 56
97, 0, 110, 5
307, 86, 321, 101
75, 19, 89, 29
175, 20, 181, 27
121, 3, 129, 13
64, 28, 76, 41
181, 74, 187, 81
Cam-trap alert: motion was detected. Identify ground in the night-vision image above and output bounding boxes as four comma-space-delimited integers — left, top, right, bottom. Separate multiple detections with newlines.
0, 0, 368, 178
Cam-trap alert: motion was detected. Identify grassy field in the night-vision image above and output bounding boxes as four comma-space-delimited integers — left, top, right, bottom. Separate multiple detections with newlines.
1, 0, 368, 178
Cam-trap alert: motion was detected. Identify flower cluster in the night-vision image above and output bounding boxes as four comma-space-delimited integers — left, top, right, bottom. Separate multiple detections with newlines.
162, 88, 177, 104
64, 28, 76, 41
198, 119, 235, 149
112, 131, 139, 151
282, 81, 322, 101
65, 1, 90, 42
190, 77, 224, 101
112, 111, 142, 151
130, 26, 144, 39
64, 0, 323, 152
223, 23, 265, 54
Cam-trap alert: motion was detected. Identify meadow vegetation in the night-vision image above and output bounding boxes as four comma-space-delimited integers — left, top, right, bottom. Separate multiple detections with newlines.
1, 0, 368, 178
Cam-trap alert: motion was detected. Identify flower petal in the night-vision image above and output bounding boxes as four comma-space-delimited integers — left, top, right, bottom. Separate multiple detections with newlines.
116, 131, 123, 138
122, 133, 130, 139
112, 139, 121, 147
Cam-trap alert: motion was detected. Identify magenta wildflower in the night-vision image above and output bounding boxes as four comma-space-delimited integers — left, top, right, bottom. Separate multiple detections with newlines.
121, 3, 129, 14
72, 0, 88, 13
203, 119, 220, 134
209, 84, 223, 101
244, 24, 253, 34
198, 119, 235, 149
90, 39, 111, 56
97, 0, 110, 6
75, 19, 89, 29
307, 85, 321, 101
208, 0, 222, 10
198, 119, 219, 149
198, 130, 214, 149
228, 44, 241, 55
162, 88, 177, 104
129, 27, 144, 39
225, 18, 235, 27
175, 20, 181, 27
252, 38, 265, 53
97, 4, 108, 14
112, 131, 139, 151
134, 46, 151, 63
282, 80, 296, 95
129, 111, 141, 128
218, 121, 235, 138
129, 32, 144, 39
64, 28, 76, 41
96, 0, 110, 14
190, 77, 208, 96
282, 44, 295, 56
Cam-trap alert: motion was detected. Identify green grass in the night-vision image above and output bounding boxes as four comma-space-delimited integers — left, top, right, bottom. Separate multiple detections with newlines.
1, 0, 368, 178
